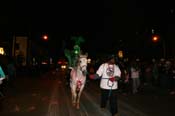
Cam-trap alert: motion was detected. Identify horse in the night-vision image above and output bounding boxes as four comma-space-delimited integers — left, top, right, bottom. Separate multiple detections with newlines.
70, 53, 88, 109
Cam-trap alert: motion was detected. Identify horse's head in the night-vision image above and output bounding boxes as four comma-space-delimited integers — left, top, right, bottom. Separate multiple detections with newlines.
78, 53, 88, 75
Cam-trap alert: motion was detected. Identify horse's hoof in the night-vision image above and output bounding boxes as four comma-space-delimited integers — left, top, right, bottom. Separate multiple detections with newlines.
72, 103, 76, 107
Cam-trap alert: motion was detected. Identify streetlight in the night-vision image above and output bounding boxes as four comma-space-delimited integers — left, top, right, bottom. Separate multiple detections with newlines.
152, 35, 166, 58
43, 35, 48, 41
152, 35, 159, 43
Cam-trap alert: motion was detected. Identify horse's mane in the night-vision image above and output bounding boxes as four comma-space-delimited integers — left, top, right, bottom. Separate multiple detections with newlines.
79, 54, 88, 58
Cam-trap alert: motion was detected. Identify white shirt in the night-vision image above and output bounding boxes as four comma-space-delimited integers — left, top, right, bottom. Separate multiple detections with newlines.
96, 63, 121, 90
130, 67, 140, 79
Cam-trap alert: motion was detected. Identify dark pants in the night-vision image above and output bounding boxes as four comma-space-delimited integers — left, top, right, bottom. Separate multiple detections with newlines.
0, 79, 7, 96
8, 75, 15, 87
169, 77, 175, 91
101, 89, 118, 115
66, 69, 71, 85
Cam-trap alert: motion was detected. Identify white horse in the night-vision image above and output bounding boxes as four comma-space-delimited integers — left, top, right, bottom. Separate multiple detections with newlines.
70, 53, 88, 109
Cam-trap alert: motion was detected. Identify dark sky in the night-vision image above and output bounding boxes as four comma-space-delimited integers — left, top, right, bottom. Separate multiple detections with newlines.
0, 0, 175, 57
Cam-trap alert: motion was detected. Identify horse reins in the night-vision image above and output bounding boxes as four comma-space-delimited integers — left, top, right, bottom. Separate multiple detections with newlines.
101, 77, 115, 97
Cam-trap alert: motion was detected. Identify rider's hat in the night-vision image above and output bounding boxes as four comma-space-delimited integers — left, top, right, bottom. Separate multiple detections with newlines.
106, 54, 115, 61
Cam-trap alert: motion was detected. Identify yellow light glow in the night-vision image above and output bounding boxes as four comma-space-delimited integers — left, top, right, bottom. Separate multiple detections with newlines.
118, 50, 123, 58
87, 58, 91, 63
61, 65, 67, 69
0, 47, 5, 55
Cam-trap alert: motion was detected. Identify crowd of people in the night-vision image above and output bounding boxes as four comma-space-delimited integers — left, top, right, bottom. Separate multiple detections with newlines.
119, 58, 175, 95
87, 56, 175, 116
89, 56, 175, 96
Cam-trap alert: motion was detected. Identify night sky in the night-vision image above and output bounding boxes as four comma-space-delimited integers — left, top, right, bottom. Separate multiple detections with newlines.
0, 0, 175, 58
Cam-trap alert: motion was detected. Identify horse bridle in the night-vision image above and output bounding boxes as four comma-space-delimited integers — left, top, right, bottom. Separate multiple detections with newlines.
80, 65, 87, 71
78, 57, 87, 71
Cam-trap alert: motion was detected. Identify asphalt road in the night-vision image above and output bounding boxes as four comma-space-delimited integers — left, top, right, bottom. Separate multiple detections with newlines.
0, 69, 174, 116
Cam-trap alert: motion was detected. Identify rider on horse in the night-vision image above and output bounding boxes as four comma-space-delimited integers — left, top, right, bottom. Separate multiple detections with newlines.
64, 36, 84, 85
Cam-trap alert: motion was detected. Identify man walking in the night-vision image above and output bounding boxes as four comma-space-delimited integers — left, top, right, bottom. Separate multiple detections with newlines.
90, 55, 121, 116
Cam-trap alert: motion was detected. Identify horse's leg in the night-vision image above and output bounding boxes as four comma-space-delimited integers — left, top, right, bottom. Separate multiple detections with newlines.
71, 84, 77, 107
76, 84, 85, 109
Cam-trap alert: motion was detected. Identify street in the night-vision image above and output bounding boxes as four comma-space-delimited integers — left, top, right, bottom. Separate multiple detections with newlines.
0, 69, 175, 116
0, 70, 112, 116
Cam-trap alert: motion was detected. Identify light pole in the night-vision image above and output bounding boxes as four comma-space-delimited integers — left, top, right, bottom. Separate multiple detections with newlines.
162, 38, 166, 58
152, 35, 166, 58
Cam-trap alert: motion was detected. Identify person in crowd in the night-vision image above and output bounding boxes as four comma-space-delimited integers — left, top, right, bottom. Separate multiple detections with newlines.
0, 64, 6, 97
130, 60, 141, 94
89, 54, 121, 116
7, 57, 16, 87
169, 61, 175, 95
152, 60, 159, 86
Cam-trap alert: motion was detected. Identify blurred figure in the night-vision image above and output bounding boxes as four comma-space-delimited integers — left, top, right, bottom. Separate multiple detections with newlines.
65, 68, 71, 86
152, 60, 159, 86
0, 65, 6, 97
86, 60, 95, 86
117, 61, 131, 95
121, 67, 131, 95
0, 65, 6, 81
144, 62, 152, 85
169, 61, 175, 95
130, 61, 141, 94
7, 57, 16, 87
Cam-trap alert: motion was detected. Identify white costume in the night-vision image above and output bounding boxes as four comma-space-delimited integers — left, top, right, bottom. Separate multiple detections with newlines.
96, 63, 121, 90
